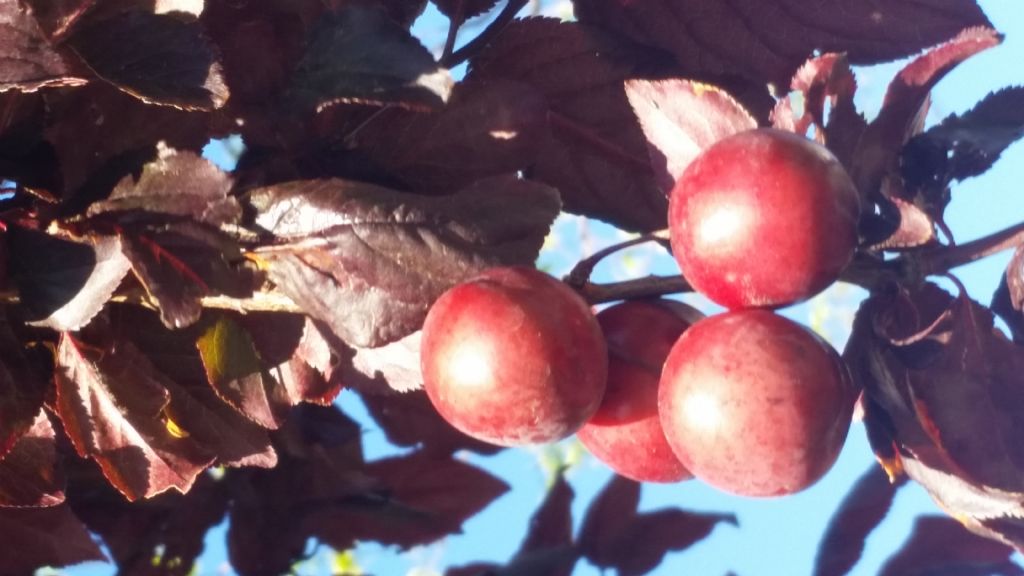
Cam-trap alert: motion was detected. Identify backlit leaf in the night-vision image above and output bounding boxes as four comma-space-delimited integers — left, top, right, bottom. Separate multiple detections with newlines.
0, 504, 106, 571
0, 410, 65, 507
0, 307, 47, 458
0, 0, 88, 92
54, 334, 214, 501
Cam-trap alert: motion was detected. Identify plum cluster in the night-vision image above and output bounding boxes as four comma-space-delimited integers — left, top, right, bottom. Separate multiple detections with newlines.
420, 129, 860, 497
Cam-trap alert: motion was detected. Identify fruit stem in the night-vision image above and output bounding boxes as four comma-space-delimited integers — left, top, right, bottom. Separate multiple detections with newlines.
443, 0, 529, 67
578, 274, 692, 305
564, 231, 670, 288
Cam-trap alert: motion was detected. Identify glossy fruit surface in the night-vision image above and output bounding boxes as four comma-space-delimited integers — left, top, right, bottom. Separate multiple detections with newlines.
669, 128, 860, 309
421, 266, 607, 446
577, 299, 702, 483
659, 310, 855, 497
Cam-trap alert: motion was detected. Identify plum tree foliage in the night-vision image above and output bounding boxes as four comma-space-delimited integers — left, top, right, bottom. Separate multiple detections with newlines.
0, 0, 1023, 575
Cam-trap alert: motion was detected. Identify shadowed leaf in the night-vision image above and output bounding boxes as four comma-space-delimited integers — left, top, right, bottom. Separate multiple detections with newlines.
513, 473, 578, 576
307, 450, 510, 549
579, 474, 641, 564
469, 18, 671, 232
292, 5, 452, 111
54, 334, 214, 501
349, 79, 548, 193
813, 465, 906, 576
197, 314, 291, 430
8, 227, 131, 331
992, 245, 1024, 343
625, 78, 756, 193
572, 0, 990, 88
18, 0, 95, 40
0, 0, 88, 92
431, 0, 499, 20
0, 410, 65, 507
67, 8, 228, 110
250, 175, 559, 347
879, 516, 1024, 576
0, 504, 106, 571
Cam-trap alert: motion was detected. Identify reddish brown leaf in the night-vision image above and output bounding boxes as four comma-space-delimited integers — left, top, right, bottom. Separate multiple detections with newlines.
119, 232, 207, 329
250, 175, 559, 347
69, 469, 229, 576
54, 334, 214, 501
879, 516, 1023, 576
772, 53, 865, 169
307, 451, 510, 549
0, 504, 106, 571
0, 0, 88, 92
358, 388, 502, 457
813, 465, 906, 576
291, 5, 452, 111
66, 7, 228, 110
468, 18, 673, 232
0, 307, 47, 458
109, 306, 278, 468
238, 313, 340, 405
87, 146, 240, 227
197, 314, 292, 430
624, 78, 757, 194
349, 79, 548, 193
852, 27, 1001, 199
0, 410, 65, 507
573, 0, 990, 88
8, 227, 131, 332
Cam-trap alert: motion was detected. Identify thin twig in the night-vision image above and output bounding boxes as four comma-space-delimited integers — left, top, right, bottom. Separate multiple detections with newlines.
913, 220, 1024, 277
578, 275, 692, 305
564, 231, 670, 288
443, 0, 529, 67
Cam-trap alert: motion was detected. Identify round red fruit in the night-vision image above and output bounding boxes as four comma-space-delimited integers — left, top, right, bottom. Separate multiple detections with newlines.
658, 310, 855, 497
669, 128, 860, 309
421, 266, 607, 446
578, 299, 703, 483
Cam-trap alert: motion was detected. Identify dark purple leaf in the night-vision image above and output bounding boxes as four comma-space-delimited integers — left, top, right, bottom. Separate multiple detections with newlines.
431, 0, 499, 20
513, 473, 578, 576
907, 87, 1024, 190
0, 307, 47, 458
0, 504, 106, 571
624, 78, 756, 193
358, 387, 503, 456
852, 27, 1001, 200
349, 79, 548, 193
8, 227, 131, 331
468, 18, 671, 232
992, 245, 1024, 343
87, 146, 240, 227
54, 334, 214, 501
250, 175, 559, 347
851, 283, 1024, 549
813, 465, 906, 576
579, 475, 641, 564
307, 451, 510, 549
572, 0, 990, 88
196, 314, 292, 430
118, 231, 207, 329
44, 82, 211, 195
291, 5, 452, 111
70, 467, 229, 576
0, 410, 65, 507
0, 91, 44, 158
879, 516, 1024, 576
66, 7, 228, 110
0, 0, 88, 92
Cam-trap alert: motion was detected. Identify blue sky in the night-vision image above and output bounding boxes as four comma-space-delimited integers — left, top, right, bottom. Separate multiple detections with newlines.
62, 1, 1024, 575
